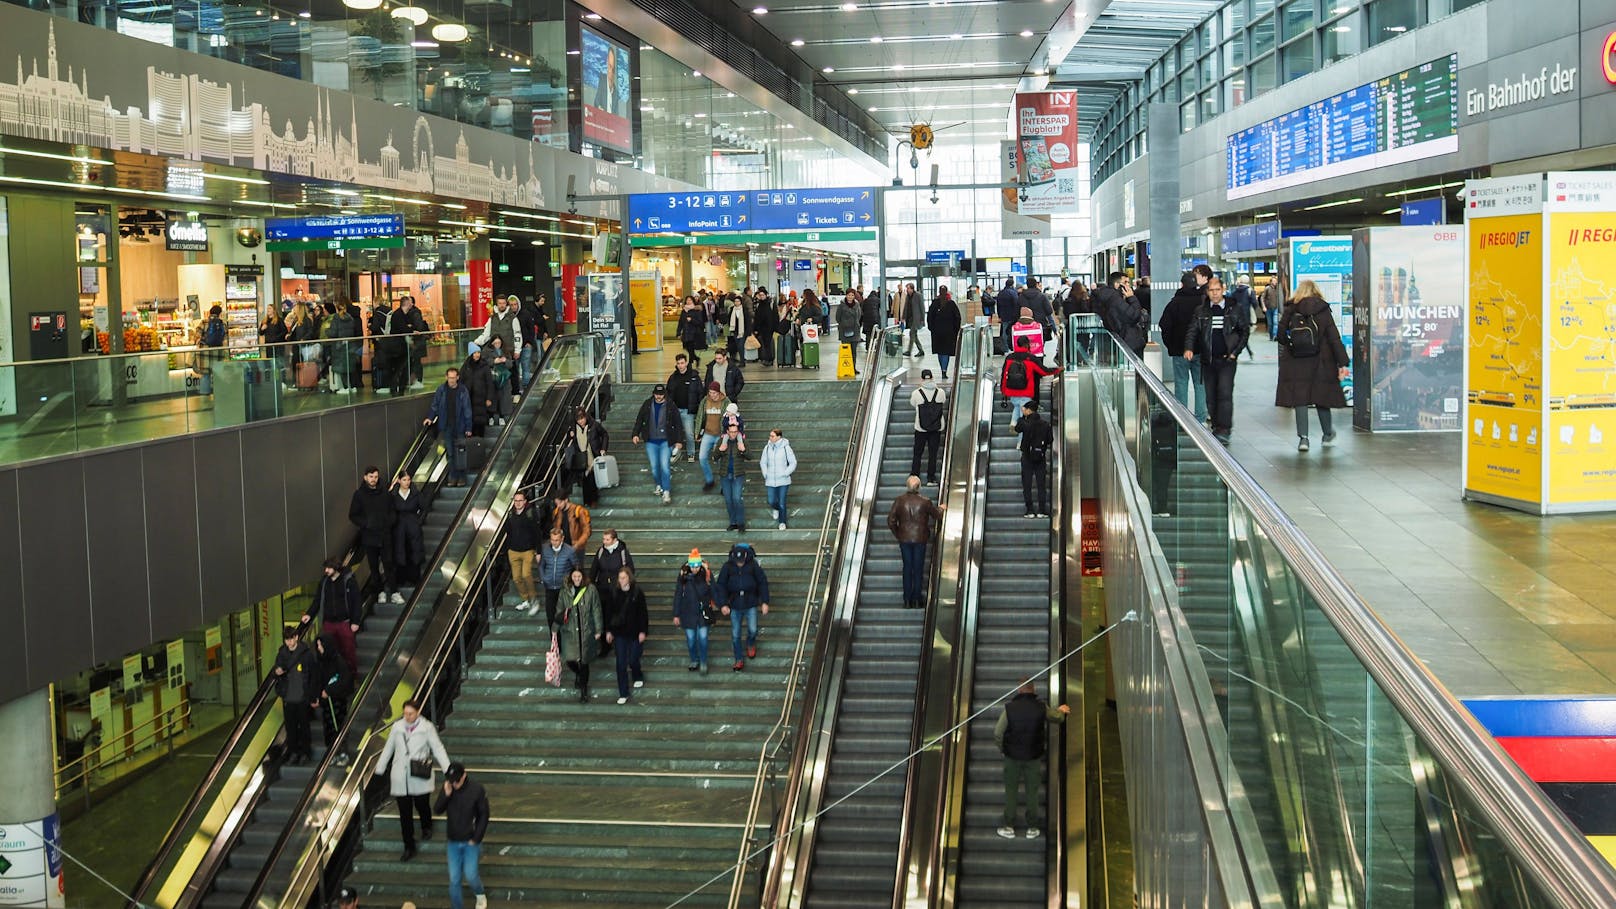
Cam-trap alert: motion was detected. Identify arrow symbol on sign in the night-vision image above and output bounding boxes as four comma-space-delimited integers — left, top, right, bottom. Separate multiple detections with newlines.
860, 213, 872, 222
737, 215, 747, 224
0, 855, 12, 875
859, 190, 870, 200
633, 218, 642, 229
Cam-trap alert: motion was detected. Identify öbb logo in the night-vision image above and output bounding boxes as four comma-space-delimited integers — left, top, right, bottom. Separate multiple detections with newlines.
1479, 230, 1532, 249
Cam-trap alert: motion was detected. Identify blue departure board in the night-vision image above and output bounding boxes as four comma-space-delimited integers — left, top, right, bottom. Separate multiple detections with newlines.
1226, 55, 1457, 200
626, 187, 875, 235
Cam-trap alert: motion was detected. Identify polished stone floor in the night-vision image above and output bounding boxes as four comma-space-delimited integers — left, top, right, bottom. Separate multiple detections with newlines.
1220, 335, 1616, 697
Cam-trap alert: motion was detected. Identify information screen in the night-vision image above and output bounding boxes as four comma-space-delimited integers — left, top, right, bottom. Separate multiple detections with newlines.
1227, 55, 1457, 200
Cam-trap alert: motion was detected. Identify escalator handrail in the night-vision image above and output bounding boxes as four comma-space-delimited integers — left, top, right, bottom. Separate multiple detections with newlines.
1076, 322, 1616, 907
725, 336, 887, 909
1042, 372, 1068, 909
153, 334, 600, 908
128, 394, 448, 905
891, 326, 993, 908
268, 356, 616, 909
763, 333, 911, 908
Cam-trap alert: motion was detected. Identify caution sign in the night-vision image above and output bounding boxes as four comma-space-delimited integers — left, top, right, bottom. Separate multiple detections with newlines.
837, 343, 856, 379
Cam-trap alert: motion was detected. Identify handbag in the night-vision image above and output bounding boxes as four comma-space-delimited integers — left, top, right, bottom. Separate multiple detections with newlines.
744, 335, 762, 351
403, 725, 433, 779
545, 634, 563, 687
701, 601, 722, 626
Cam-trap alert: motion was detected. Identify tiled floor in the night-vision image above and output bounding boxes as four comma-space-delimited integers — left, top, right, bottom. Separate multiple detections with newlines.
1221, 335, 1616, 697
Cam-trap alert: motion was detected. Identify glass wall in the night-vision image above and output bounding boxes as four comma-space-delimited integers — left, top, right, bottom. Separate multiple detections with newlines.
1092, 0, 1474, 185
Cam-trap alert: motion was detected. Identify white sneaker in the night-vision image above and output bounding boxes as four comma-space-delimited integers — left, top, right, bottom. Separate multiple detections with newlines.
662, 490, 672, 504
778, 523, 787, 531
1025, 828, 1041, 840
410, 381, 425, 390
770, 509, 779, 522
390, 592, 405, 605
652, 486, 664, 497
996, 826, 1017, 839
475, 895, 488, 909
633, 679, 644, 688
616, 697, 628, 705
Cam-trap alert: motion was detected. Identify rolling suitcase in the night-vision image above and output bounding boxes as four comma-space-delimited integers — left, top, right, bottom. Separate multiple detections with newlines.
457, 437, 490, 472
593, 454, 620, 489
296, 360, 320, 389
801, 340, 820, 370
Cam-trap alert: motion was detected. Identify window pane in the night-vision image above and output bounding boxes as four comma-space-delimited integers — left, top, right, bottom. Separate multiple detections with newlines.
1250, 53, 1277, 98
1179, 70, 1197, 97
1253, 0, 1277, 16
1226, 74, 1247, 109
1201, 52, 1217, 86
1322, 12, 1362, 64
1281, 0, 1315, 42
1202, 88, 1221, 118
1322, 0, 1362, 17
1252, 13, 1277, 55
1181, 99, 1197, 132
1280, 40, 1314, 83
1368, 0, 1418, 43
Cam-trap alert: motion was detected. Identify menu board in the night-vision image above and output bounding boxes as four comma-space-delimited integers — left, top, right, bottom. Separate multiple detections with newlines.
1227, 55, 1457, 200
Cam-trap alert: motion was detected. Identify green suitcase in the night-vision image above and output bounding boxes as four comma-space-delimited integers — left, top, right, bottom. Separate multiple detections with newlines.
801, 340, 820, 369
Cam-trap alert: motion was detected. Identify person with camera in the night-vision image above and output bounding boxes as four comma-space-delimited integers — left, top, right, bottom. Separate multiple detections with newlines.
373, 699, 452, 862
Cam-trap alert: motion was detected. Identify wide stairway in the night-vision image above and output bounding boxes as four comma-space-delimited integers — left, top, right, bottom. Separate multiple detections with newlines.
207, 411, 513, 904
955, 384, 1056, 907
802, 380, 931, 908
344, 378, 862, 908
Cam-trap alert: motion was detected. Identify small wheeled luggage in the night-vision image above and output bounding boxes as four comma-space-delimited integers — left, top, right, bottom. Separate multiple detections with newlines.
457, 437, 490, 472
593, 454, 620, 489
296, 361, 320, 389
801, 340, 820, 369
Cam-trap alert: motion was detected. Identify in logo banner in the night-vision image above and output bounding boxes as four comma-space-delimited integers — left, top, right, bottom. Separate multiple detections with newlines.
1013, 91, 1078, 215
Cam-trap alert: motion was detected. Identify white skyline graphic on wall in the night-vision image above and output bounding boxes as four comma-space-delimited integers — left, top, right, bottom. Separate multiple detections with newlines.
0, 20, 547, 207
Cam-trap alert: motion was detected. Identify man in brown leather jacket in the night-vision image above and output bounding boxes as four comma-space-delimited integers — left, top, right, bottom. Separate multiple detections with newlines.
887, 475, 944, 609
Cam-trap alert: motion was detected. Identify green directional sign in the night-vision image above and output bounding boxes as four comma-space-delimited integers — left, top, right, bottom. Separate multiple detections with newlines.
629, 229, 876, 248
0, 854, 12, 875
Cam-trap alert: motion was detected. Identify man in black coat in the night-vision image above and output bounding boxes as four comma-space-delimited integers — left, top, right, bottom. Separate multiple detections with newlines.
1093, 272, 1147, 357
705, 348, 745, 402
348, 467, 398, 602
1183, 276, 1250, 446
396, 296, 430, 390
666, 353, 707, 459
995, 279, 1020, 352
303, 558, 361, 674
1013, 402, 1054, 517
273, 625, 320, 765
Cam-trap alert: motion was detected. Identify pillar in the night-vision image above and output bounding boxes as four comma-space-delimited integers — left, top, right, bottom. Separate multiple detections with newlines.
1147, 102, 1181, 281
0, 689, 65, 907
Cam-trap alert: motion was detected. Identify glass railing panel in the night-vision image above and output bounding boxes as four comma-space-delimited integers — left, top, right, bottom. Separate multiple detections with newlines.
0, 329, 479, 467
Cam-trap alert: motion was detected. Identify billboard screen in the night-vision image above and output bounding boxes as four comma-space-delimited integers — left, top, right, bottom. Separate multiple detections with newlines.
580, 26, 632, 154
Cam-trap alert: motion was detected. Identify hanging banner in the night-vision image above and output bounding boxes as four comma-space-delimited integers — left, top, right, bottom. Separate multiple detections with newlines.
1014, 90, 1079, 215
467, 260, 493, 328
628, 271, 662, 352
1000, 141, 1050, 240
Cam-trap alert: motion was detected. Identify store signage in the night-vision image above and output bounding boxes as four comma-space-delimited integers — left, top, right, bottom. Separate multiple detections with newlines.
1464, 64, 1577, 117
1603, 30, 1616, 85
164, 213, 208, 251
264, 214, 404, 241
926, 250, 966, 262
625, 188, 875, 235
1400, 197, 1446, 225
792, 259, 812, 271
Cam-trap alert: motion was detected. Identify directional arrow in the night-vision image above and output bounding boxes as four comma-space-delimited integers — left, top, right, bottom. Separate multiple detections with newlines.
632, 218, 642, 229
0, 854, 12, 875
737, 214, 747, 224
860, 213, 872, 222
859, 190, 870, 200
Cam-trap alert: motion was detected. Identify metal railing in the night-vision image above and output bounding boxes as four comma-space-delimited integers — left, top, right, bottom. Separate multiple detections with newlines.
56, 702, 193, 807
724, 334, 887, 908
1071, 319, 1616, 908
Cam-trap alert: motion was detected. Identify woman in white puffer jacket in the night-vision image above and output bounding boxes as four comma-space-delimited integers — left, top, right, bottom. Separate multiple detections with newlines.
759, 429, 798, 531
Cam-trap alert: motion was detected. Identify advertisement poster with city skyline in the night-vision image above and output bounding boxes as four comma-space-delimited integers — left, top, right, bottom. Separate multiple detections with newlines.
581, 26, 632, 154
1352, 227, 1465, 432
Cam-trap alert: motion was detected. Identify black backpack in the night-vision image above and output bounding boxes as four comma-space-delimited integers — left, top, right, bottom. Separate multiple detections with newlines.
1285, 310, 1321, 358
1003, 356, 1030, 390
1020, 417, 1053, 456
917, 388, 946, 433
202, 316, 226, 347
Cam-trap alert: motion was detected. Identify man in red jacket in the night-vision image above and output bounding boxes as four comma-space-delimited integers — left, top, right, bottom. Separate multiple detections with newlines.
1000, 336, 1062, 427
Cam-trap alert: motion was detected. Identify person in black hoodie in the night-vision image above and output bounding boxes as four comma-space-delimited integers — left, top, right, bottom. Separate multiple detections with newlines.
460, 349, 496, 438
272, 626, 319, 765
348, 467, 398, 604
705, 348, 745, 402
605, 567, 650, 704
303, 558, 361, 675
1157, 272, 1209, 423
391, 472, 427, 587
435, 762, 490, 909
666, 354, 707, 460
314, 633, 353, 756
752, 290, 777, 366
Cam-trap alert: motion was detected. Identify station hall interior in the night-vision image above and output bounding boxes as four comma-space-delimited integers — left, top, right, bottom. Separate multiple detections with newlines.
0, 0, 1615, 905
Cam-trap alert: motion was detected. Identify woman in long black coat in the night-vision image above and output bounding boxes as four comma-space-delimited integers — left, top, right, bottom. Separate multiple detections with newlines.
1275, 279, 1349, 451
926, 289, 963, 380
676, 297, 707, 361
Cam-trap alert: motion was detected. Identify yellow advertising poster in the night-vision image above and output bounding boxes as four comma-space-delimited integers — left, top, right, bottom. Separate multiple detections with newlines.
1547, 410, 1616, 503
629, 271, 662, 352
1546, 213, 1616, 405
1466, 213, 1544, 502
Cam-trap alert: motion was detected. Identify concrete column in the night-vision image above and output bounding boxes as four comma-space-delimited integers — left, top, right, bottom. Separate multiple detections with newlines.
0, 688, 64, 907
1147, 102, 1182, 281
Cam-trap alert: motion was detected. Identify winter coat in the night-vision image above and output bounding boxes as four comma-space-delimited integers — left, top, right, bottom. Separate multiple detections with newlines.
391, 487, 426, 567
706, 360, 746, 402
835, 302, 861, 343
374, 716, 451, 797
1018, 287, 1055, 334
539, 542, 578, 590
348, 484, 394, 547
1184, 299, 1252, 361
428, 381, 473, 438
1095, 285, 1147, 356
1157, 285, 1206, 358
272, 642, 318, 704
504, 505, 542, 553
312, 569, 361, 626
994, 692, 1064, 760
633, 397, 687, 446
1275, 295, 1350, 409
475, 308, 523, 355
760, 437, 798, 487
715, 544, 770, 610
1000, 353, 1061, 399
887, 491, 942, 544
550, 502, 591, 550
315, 634, 352, 702
461, 356, 496, 424
606, 584, 650, 638
592, 541, 635, 590
927, 297, 963, 357
995, 284, 1020, 324
558, 581, 603, 663
903, 290, 926, 326
666, 366, 708, 414
672, 564, 714, 628
678, 308, 708, 351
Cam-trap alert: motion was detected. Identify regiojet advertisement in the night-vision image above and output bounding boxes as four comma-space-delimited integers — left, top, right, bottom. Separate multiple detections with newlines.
1544, 173, 1616, 505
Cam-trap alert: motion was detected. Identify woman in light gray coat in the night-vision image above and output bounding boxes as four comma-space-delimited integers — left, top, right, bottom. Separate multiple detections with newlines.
372, 699, 452, 861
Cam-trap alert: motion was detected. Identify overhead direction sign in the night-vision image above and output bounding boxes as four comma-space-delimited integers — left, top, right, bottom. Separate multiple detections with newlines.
626, 188, 875, 235
628, 229, 876, 247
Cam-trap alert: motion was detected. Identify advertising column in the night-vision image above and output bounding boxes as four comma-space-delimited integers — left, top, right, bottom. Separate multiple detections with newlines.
1463, 175, 1545, 510
1287, 237, 1356, 399
467, 259, 493, 328
1350, 226, 1465, 431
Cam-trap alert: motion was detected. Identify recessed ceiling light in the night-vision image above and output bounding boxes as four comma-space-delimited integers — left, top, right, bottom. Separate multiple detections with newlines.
867, 106, 878, 111
584, 12, 601, 20
694, 112, 707, 118
841, 2, 856, 9
1384, 25, 1407, 32
949, 33, 962, 39
870, 35, 882, 43
791, 38, 805, 46
892, 64, 903, 71
1020, 29, 1034, 37
823, 66, 835, 73
752, 5, 767, 12
847, 88, 858, 94
392, 5, 428, 25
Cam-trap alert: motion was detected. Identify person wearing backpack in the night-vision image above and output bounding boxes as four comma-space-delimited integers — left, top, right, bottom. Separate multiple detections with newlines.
1276, 279, 1349, 452
715, 543, 770, 671
1014, 401, 1055, 517
198, 304, 228, 395
1000, 336, 1063, 428
910, 370, 948, 486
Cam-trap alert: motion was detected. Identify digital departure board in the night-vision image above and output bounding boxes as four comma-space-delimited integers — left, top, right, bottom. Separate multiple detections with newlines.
1226, 55, 1457, 200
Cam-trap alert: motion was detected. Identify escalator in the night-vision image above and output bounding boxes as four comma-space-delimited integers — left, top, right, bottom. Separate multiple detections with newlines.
954, 377, 1056, 907
132, 335, 610, 909
801, 379, 932, 908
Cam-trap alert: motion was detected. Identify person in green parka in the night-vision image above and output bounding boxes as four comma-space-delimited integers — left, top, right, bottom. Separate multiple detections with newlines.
558, 566, 603, 703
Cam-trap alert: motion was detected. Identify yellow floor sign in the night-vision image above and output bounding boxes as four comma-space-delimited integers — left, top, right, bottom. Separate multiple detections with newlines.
837, 342, 856, 379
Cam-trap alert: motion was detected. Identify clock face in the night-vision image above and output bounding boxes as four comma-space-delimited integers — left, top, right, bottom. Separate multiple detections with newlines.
910, 124, 934, 150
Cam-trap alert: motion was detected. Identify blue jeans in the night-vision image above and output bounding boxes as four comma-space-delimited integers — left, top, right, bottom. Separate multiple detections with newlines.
721, 474, 746, 526
615, 634, 644, 696
519, 344, 535, 389
938, 353, 952, 376
679, 412, 697, 454
683, 624, 709, 665
1170, 356, 1208, 421
766, 484, 789, 526
1007, 396, 1031, 428
730, 605, 759, 662
1265, 307, 1279, 340
446, 840, 484, 909
900, 541, 927, 605
699, 432, 721, 483
645, 441, 672, 493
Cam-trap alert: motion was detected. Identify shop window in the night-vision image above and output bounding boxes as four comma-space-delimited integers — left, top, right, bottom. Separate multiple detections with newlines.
1252, 13, 1277, 56
1322, 11, 1363, 65
1280, 40, 1315, 84
1280, 0, 1316, 43
1368, 0, 1419, 43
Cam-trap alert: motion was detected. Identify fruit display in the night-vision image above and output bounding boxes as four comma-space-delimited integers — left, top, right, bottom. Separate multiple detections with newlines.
96, 326, 162, 353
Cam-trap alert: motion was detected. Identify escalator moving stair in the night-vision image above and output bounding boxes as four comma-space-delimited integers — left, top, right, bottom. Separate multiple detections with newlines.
956, 378, 1055, 907
802, 383, 930, 909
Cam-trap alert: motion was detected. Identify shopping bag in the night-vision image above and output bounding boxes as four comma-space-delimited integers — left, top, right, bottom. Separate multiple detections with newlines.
544, 635, 563, 687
